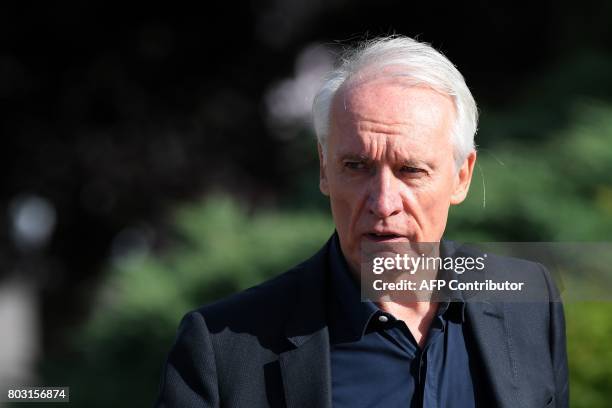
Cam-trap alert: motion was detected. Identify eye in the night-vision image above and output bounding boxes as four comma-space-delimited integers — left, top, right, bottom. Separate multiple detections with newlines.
400, 166, 426, 175
344, 161, 367, 170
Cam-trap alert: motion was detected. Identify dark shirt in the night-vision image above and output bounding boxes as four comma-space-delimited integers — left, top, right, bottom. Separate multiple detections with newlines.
328, 234, 477, 408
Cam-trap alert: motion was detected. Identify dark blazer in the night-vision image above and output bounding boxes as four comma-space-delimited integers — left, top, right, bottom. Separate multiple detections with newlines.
155, 236, 568, 408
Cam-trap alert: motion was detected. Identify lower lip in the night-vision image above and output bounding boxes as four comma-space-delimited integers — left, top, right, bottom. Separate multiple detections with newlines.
363, 234, 408, 243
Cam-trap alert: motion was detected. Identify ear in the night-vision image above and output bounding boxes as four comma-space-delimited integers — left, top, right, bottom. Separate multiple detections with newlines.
318, 143, 329, 196
450, 150, 477, 205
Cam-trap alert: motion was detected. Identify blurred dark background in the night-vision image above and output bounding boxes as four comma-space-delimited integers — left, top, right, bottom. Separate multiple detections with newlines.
1, 2, 611, 407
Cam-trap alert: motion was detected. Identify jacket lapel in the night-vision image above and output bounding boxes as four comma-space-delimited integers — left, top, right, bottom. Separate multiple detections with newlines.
279, 241, 333, 408
279, 328, 332, 408
466, 301, 522, 408
446, 240, 523, 408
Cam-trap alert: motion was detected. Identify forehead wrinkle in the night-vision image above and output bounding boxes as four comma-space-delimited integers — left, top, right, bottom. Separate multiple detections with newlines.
356, 118, 409, 137
355, 118, 440, 155
355, 135, 417, 164
332, 115, 437, 162
363, 133, 385, 161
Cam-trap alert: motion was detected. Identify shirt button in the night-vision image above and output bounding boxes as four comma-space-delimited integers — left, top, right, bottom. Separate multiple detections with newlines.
378, 315, 389, 323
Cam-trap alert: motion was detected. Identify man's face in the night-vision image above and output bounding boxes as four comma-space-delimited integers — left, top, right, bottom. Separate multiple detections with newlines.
319, 77, 476, 273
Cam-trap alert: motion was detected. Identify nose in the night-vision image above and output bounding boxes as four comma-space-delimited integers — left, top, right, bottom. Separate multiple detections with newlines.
367, 167, 403, 219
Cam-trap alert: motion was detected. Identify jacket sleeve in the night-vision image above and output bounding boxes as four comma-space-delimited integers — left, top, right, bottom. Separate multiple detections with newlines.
540, 263, 569, 408
154, 311, 220, 408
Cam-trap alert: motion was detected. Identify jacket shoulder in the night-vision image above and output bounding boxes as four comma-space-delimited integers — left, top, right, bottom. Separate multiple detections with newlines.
452, 242, 561, 300
195, 264, 303, 330
186, 239, 329, 343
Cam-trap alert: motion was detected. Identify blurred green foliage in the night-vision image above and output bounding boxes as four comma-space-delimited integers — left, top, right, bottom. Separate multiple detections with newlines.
39, 69, 611, 408
447, 101, 612, 242
40, 198, 334, 407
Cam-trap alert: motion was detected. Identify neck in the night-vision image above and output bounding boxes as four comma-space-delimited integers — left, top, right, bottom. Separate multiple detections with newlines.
376, 299, 437, 316
377, 299, 439, 348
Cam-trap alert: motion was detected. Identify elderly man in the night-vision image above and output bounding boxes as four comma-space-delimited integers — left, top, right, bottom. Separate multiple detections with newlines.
155, 36, 568, 408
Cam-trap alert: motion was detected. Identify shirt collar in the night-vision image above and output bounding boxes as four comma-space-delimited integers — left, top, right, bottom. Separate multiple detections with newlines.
328, 233, 466, 342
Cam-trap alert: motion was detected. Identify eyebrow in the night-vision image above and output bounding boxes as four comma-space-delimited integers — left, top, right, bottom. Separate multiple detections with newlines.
337, 152, 430, 167
337, 153, 370, 162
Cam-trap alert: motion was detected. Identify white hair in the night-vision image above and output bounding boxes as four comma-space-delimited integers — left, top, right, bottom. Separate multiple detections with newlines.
312, 36, 478, 166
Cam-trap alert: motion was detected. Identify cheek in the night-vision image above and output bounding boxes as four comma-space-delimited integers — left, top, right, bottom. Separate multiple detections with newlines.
329, 187, 358, 231
408, 173, 455, 213
416, 176, 455, 228
327, 179, 366, 243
